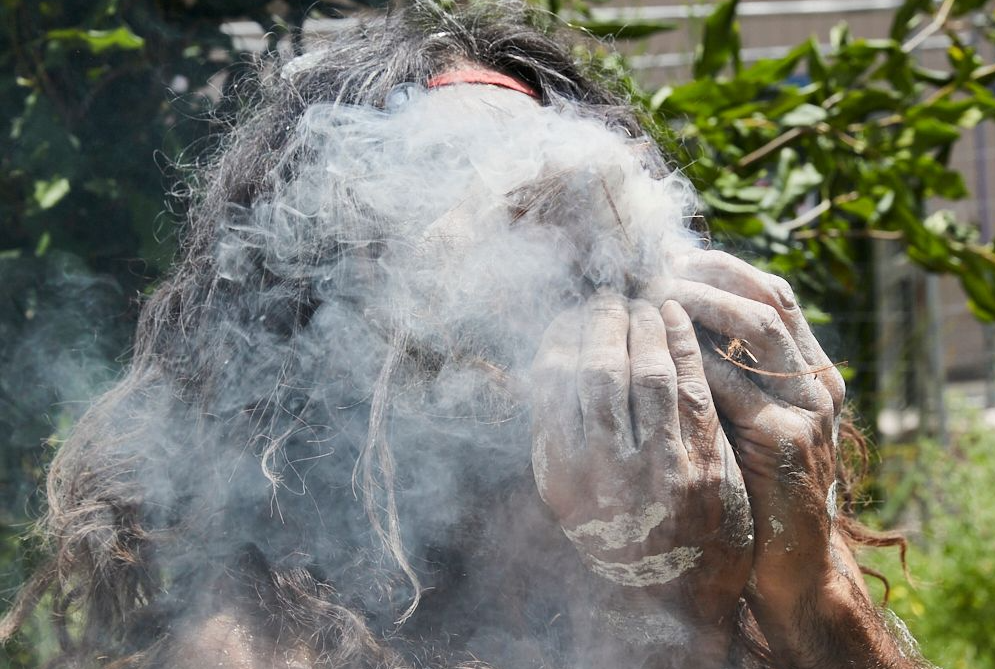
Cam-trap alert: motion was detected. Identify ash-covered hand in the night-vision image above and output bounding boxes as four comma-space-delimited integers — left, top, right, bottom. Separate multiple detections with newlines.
663, 250, 843, 599
662, 249, 893, 667
530, 291, 753, 666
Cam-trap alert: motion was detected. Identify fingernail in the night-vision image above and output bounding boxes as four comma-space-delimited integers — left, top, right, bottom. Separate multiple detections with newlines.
661, 300, 685, 328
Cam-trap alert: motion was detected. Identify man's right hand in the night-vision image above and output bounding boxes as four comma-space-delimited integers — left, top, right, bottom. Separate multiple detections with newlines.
665, 249, 925, 669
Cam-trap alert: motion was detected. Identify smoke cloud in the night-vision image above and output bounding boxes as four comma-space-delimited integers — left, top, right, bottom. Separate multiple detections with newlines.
42, 81, 703, 666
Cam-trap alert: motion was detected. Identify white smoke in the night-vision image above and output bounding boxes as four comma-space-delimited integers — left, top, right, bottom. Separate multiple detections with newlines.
219, 81, 698, 376
149, 82, 703, 663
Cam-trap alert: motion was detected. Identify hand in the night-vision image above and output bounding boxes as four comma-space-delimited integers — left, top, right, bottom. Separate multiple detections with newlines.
530, 291, 753, 665
658, 249, 859, 662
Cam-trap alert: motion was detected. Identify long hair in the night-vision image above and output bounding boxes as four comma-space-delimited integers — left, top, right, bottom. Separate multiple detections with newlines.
0, 3, 902, 667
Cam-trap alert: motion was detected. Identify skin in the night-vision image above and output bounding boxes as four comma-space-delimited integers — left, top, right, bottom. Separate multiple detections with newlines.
531, 247, 923, 668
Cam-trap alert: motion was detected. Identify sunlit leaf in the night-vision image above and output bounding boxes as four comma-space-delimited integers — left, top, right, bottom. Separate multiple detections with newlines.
46, 26, 144, 54
781, 103, 828, 127
701, 190, 760, 214
33, 177, 70, 210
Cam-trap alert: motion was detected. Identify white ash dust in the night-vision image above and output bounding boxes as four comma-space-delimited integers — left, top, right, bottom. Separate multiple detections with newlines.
586, 546, 703, 587
563, 502, 672, 551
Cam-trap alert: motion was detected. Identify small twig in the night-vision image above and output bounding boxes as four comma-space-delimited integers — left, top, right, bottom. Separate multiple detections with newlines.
707, 332, 847, 379
902, 0, 957, 53
600, 176, 634, 249
782, 192, 859, 233
737, 127, 804, 169
782, 199, 832, 232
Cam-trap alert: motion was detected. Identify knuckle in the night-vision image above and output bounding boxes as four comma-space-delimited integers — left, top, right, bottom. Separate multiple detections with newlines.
578, 362, 627, 394
812, 392, 836, 421
701, 249, 726, 266
668, 332, 699, 361
678, 380, 713, 415
756, 304, 787, 339
767, 275, 799, 313
630, 311, 663, 334
588, 293, 628, 318
630, 361, 675, 390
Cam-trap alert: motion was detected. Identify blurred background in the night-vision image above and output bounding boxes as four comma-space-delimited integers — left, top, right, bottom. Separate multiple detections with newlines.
1, 0, 994, 666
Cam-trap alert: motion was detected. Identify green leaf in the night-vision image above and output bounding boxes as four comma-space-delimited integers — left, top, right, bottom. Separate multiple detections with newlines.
806, 36, 829, 82
693, 0, 741, 79
838, 196, 877, 221
830, 87, 902, 121
960, 253, 995, 321
34, 231, 51, 258
701, 190, 760, 214
773, 163, 824, 216
739, 41, 809, 84
909, 117, 963, 148
911, 64, 952, 85
951, 0, 990, 17
571, 19, 676, 40
33, 177, 70, 210
46, 26, 144, 54
830, 22, 852, 51
889, 0, 931, 40
801, 302, 832, 325
763, 84, 821, 119
781, 103, 828, 127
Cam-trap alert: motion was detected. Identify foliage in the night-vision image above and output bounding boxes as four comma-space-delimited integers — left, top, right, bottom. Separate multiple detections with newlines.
862, 415, 995, 669
0, 0, 372, 283
644, 0, 995, 324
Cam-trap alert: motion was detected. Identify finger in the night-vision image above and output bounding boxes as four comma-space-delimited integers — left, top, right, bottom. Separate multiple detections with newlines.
531, 309, 586, 505
660, 300, 731, 475
676, 249, 845, 414
665, 279, 832, 414
578, 291, 636, 460
698, 344, 818, 483
626, 300, 684, 469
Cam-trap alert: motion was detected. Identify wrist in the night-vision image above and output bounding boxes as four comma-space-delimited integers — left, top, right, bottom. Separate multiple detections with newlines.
747, 560, 913, 669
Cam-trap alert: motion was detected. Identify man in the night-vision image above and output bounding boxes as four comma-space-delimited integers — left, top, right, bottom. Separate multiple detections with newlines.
1, 2, 924, 667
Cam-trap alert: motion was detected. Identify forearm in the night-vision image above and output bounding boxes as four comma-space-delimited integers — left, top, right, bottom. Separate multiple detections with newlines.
748, 558, 926, 669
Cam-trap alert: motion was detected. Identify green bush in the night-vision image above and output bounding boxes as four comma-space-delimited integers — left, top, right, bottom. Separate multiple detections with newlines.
863, 416, 995, 669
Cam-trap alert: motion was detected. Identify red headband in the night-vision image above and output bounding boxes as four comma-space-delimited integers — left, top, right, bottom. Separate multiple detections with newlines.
426, 68, 540, 100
